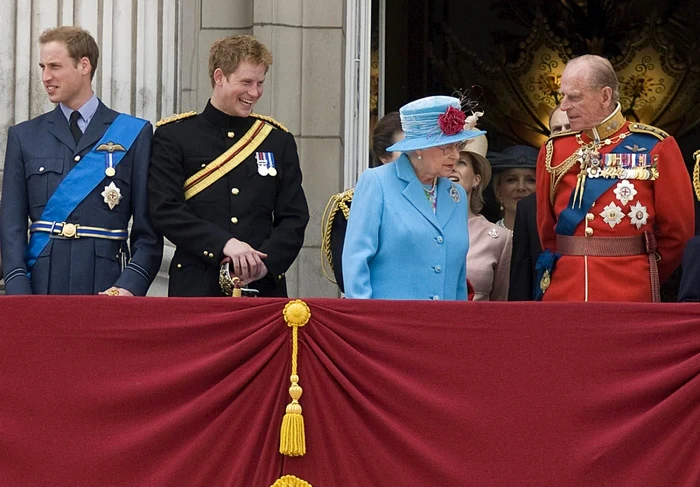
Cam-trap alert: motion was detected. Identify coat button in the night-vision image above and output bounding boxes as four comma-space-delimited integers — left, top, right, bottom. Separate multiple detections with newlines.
177, 263, 182, 269
434, 265, 442, 273
74, 156, 81, 162
432, 295, 440, 301
231, 217, 238, 224
227, 131, 235, 138
436, 236, 444, 244
231, 188, 239, 195
208, 253, 214, 258
201, 163, 206, 168
203, 250, 208, 256
39, 166, 45, 172
586, 213, 594, 221
585, 227, 594, 236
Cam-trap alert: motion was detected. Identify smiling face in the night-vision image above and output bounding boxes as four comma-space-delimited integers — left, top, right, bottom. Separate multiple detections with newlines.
211, 60, 266, 117
450, 152, 481, 198
559, 64, 613, 131
495, 168, 536, 216
39, 41, 93, 109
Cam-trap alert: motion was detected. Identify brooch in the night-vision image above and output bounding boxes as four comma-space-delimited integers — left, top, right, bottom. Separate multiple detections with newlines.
449, 183, 460, 203
613, 180, 637, 205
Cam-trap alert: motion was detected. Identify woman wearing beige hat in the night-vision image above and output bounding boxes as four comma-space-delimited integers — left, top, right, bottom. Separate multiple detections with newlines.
451, 139, 512, 300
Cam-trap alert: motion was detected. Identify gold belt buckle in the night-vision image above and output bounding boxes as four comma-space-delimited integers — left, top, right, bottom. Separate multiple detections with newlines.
60, 222, 79, 238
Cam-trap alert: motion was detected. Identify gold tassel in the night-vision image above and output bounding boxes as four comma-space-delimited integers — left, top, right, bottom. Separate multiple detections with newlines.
270, 475, 313, 487
280, 300, 311, 456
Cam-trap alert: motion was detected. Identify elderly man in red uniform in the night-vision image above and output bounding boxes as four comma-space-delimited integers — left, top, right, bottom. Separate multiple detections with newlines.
536, 54, 695, 302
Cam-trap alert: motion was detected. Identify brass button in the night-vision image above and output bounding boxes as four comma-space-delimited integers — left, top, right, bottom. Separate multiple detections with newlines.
586, 213, 594, 221
177, 263, 182, 269
208, 252, 214, 258
74, 155, 80, 162
39, 166, 45, 172
227, 131, 235, 138
231, 217, 238, 224
201, 163, 206, 168
278, 275, 283, 280
231, 188, 240, 195
203, 250, 208, 256
585, 227, 594, 236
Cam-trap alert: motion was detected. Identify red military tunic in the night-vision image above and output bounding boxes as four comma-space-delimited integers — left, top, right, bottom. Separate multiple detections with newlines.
536, 107, 695, 302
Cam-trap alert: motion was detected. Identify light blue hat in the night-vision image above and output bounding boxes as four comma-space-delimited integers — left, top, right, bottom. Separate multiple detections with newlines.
387, 95, 486, 153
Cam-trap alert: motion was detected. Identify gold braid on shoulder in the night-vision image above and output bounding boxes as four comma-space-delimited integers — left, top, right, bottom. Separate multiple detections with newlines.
320, 188, 354, 283
250, 113, 289, 132
544, 134, 581, 204
155, 111, 198, 127
693, 149, 700, 201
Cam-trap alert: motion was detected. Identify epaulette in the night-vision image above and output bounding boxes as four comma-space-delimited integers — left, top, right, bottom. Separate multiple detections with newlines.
156, 111, 198, 127
250, 113, 289, 132
693, 149, 700, 201
546, 129, 578, 141
320, 188, 354, 283
628, 123, 669, 141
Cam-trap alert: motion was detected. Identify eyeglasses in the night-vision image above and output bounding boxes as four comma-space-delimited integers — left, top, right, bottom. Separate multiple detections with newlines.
440, 141, 468, 155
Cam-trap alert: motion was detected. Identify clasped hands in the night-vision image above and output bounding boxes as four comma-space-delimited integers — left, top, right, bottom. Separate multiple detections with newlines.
222, 238, 268, 285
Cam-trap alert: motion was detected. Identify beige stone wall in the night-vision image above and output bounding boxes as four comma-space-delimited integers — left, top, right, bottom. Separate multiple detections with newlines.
177, 0, 345, 297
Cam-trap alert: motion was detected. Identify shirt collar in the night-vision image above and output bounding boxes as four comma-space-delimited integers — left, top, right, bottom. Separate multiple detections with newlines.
59, 93, 99, 124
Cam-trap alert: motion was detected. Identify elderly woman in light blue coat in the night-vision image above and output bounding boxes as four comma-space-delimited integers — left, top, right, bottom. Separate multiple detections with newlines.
342, 95, 486, 300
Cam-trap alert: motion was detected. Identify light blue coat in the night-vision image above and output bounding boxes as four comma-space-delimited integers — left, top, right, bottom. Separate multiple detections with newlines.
342, 154, 469, 300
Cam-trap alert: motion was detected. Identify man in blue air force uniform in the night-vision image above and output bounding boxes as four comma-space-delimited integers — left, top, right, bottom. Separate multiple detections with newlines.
1, 26, 162, 295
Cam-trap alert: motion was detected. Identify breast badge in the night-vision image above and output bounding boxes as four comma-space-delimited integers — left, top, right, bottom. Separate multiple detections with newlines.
627, 202, 649, 230
101, 181, 123, 210
600, 201, 624, 228
96, 141, 126, 177
614, 180, 637, 205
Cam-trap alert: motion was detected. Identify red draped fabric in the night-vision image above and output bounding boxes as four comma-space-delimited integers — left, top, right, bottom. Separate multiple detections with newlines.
0, 297, 699, 486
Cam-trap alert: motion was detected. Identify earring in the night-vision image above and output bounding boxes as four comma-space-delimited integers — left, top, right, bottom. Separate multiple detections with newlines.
500, 204, 504, 211
417, 155, 422, 160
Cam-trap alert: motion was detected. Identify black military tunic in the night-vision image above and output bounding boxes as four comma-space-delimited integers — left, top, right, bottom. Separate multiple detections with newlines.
148, 101, 309, 297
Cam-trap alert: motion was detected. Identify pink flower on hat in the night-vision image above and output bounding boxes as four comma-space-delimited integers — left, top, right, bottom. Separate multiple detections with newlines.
437, 106, 466, 136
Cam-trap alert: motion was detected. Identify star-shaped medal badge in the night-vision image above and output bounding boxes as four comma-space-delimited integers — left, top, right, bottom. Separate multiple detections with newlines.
613, 180, 637, 205
600, 201, 624, 229
101, 181, 123, 210
627, 201, 649, 230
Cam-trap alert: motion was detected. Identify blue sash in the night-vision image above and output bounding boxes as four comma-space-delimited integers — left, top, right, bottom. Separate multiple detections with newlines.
554, 133, 657, 236
25, 114, 147, 270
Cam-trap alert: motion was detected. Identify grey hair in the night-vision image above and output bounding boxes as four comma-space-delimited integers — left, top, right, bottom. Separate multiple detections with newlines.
566, 55, 620, 105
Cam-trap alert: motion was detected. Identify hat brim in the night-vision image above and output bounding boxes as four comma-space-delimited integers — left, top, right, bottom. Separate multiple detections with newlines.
386, 129, 486, 153
487, 151, 538, 171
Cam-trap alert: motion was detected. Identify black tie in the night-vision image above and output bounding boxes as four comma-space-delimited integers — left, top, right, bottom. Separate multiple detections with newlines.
69, 110, 82, 145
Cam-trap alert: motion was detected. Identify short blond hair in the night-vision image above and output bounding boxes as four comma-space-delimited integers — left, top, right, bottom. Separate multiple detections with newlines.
39, 26, 99, 80
208, 35, 273, 88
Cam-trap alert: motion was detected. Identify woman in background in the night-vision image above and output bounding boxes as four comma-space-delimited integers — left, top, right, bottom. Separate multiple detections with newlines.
343, 95, 485, 300
451, 143, 511, 300
489, 146, 539, 232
